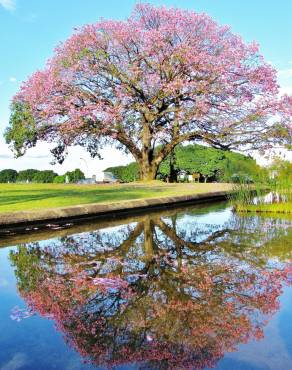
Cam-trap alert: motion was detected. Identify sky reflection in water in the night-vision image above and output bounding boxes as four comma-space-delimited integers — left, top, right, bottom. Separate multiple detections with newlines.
0, 203, 292, 370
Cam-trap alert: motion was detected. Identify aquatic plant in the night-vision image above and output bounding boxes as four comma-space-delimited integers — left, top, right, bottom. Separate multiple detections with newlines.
229, 177, 292, 213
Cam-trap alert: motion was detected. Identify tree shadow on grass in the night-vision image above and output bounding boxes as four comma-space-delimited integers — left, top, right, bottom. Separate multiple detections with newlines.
0, 187, 167, 209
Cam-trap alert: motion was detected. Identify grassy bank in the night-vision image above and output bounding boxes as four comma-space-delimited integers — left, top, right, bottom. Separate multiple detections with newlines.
0, 182, 232, 214
234, 202, 292, 213
230, 182, 292, 214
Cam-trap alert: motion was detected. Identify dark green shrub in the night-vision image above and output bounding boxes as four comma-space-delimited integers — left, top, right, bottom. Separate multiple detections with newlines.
53, 175, 66, 183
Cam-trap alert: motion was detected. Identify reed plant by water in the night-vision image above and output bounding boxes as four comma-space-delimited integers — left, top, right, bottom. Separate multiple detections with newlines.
229, 178, 292, 214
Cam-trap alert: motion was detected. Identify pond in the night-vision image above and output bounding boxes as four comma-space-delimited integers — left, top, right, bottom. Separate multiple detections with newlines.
0, 202, 292, 370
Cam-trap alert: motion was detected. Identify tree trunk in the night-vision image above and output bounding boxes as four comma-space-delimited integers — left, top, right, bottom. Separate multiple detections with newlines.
143, 217, 154, 260
169, 150, 177, 183
139, 160, 158, 181
139, 121, 158, 181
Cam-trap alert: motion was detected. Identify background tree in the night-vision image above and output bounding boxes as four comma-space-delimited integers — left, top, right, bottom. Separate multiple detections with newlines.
5, 4, 291, 180
0, 169, 18, 183
65, 168, 85, 183
159, 144, 224, 182
218, 151, 265, 183
5, 102, 37, 157
268, 157, 292, 184
107, 144, 263, 183
32, 170, 58, 183
105, 162, 139, 183
17, 169, 40, 182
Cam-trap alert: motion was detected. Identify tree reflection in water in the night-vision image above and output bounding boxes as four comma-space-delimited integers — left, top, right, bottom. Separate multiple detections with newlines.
10, 210, 292, 369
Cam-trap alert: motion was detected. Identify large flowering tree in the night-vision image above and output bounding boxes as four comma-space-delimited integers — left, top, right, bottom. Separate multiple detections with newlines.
5, 4, 292, 180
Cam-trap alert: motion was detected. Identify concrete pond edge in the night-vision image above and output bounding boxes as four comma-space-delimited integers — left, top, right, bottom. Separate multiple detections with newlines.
0, 190, 230, 231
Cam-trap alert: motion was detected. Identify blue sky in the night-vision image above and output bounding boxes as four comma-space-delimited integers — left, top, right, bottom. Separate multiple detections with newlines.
0, 0, 292, 174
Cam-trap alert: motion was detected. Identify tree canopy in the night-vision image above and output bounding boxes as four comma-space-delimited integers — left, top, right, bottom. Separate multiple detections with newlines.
5, 3, 292, 180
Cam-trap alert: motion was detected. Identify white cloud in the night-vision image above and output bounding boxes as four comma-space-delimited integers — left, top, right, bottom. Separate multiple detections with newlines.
9, 76, 17, 83
278, 68, 292, 78
0, 353, 29, 370
277, 67, 292, 96
279, 86, 292, 96
0, 0, 16, 12
267, 60, 276, 67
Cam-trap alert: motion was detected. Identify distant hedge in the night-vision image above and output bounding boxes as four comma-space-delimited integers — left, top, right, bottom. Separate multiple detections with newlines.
0, 168, 85, 183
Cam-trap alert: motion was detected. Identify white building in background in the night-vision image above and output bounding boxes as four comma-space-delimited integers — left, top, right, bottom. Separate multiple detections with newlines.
77, 171, 118, 184
95, 171, 118, 183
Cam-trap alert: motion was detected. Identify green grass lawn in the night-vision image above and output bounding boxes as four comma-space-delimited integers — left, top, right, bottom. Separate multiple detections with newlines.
0, 182, 232, 214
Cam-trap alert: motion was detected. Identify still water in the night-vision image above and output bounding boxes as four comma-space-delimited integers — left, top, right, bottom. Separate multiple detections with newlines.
0, 202, 292, 370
